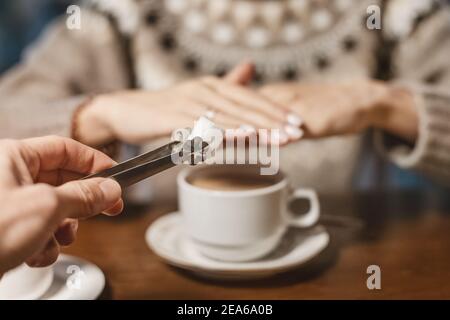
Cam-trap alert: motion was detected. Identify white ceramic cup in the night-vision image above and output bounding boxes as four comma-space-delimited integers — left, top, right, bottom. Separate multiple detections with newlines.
0, 264, 53, 300
178, 165, 320, 262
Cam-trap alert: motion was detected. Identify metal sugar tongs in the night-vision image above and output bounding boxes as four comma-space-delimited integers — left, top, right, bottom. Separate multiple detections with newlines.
84, 137, 209, 188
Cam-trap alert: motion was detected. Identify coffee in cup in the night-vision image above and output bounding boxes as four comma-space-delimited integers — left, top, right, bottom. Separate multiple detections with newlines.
189, 171, 276, 191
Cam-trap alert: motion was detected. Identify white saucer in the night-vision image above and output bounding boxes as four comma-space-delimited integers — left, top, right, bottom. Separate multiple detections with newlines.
40, 254, 105, 300
145, 212, 330, 280
0, 265, 53, 300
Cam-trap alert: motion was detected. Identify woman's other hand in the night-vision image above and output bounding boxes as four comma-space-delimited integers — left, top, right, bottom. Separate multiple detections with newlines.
259, 81, 419, 142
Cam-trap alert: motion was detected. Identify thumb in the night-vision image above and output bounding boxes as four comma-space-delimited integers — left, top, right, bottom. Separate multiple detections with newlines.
55, 178, 123, 219
224, 62, 254, 85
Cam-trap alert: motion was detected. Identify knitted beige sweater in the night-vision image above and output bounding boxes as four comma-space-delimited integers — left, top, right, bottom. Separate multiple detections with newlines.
0, 0, 449, 191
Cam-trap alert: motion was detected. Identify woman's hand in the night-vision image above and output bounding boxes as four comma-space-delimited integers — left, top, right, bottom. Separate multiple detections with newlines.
0, 136, 123, 275
259, 80, 419, 142
77, 63, 303, 146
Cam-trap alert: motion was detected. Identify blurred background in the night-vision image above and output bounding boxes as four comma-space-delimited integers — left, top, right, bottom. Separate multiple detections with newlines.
0, 0, 448, 200
0, 0, 73, 73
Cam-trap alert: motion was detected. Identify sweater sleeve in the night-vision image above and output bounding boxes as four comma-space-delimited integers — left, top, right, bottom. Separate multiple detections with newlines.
375, 3, 450, 184
0, 10, 130, 139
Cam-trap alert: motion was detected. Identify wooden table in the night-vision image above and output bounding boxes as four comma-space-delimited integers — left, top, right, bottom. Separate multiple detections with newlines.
63, 191, 450, 299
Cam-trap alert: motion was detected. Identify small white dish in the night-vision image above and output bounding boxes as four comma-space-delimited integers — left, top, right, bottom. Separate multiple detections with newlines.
0, 264, 53, 300
40, 254, 105, 300
146, 212, 330, 280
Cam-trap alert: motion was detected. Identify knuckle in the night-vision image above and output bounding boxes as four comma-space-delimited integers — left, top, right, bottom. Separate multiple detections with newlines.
77, 182, 102, 214
200, 76, 218, 84
42, 135, 65, 146
46, 134, 61, 140
179, 80, 199, 92
201, 75, 214, 81
260, 87, 274, 95
254, 115, 273, 127
30, 184, 60, 226
35, 184, 59, 212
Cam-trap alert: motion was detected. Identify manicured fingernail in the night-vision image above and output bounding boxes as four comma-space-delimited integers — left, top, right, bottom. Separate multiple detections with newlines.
269, 131, 288, 145
205, 110, 216, 120
103, 199, 124, 216
284, 125, 304, 140
239, 124, 256, 133
224, 130, 235, 140
287, 113, 303, 127
99, 179, 122, 205
259, 130, 270, 145
278, 130, 289, 144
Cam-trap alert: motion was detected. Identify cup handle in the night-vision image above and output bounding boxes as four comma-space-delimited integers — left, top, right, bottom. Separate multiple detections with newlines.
285, 188, 320, 228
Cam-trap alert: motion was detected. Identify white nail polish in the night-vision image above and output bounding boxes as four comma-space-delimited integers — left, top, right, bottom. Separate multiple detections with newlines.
284, 125, 304, 140
258, 130, 270, 144
287, 113, 303, 127
225, 129, 238, 137
239, 124, 256, 133
205, 110, 216, 120
278, 130, 289, 144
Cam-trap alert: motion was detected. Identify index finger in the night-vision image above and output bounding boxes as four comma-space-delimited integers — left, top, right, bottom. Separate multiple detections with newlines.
224, 62, 254, 85
22, 136, 116, 175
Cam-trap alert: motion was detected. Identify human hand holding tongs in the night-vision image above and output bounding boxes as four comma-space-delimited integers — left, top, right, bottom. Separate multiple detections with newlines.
84, 137, 209, 188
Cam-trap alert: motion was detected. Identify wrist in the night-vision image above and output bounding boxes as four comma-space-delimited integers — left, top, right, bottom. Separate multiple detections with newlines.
370, 84, 419, 142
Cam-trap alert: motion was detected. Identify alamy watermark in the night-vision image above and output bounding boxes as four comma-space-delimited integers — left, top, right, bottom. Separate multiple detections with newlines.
64, 4, 385, 32
366, 5, 382, 30
366, 265, 381, 290
65, 2, 448, 32
170, 127, 281, 176
66, 265, 85, 290
66, 5, 81, 30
